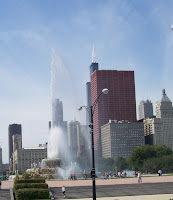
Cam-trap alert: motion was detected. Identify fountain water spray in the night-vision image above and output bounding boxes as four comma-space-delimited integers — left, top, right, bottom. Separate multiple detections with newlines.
42, 49, 77, 179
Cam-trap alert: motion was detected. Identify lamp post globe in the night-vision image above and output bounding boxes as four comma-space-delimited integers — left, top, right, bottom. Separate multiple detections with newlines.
102, 88, 109, 95
78, 106, 83, 111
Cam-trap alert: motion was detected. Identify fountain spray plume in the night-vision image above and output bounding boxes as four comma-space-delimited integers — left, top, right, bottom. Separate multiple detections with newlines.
44, 49, 79, 179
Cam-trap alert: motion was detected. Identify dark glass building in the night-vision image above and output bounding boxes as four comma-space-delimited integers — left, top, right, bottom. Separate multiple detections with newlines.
91, 70, 137, 155
86, 62, 99, 125
8, 124, 22, 164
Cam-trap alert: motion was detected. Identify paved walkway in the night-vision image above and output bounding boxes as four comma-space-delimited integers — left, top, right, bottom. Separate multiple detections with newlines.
1, 175, 173, 200
0, 189, 11, 200
46, 175, 173, 187
51, 182, 173, 200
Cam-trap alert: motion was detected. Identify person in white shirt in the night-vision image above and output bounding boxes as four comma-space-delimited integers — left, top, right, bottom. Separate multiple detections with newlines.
138, 171, 142, 183
62, 185, 66, 198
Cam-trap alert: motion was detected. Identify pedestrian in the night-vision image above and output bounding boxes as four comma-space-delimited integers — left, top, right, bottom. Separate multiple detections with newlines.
160, 169, 162, 176
70, 174, 73, 180
109, 171, 112, 178
158, 169, 161, 176
137, 171, 142, 183
84, 173, 87, 180
0, 179, 1, 189
102, 172, 105, 180
118, 172, 121, 178
62, 185, 66, 198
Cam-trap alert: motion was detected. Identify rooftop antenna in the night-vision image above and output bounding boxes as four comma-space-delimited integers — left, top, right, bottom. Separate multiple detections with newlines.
92, 44, 96, 63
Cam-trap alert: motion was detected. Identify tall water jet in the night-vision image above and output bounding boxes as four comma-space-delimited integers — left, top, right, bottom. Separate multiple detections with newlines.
48, 50, 70, 161
43, 49, 76, 179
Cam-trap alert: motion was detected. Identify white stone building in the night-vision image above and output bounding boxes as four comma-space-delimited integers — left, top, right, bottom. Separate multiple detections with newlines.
13, 146, 47, 173
143, 89, 173, 150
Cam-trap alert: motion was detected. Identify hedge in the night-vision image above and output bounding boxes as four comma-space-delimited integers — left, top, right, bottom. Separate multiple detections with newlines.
13, 183, 48, 191
15, 188, 49, 200
14, 179, 45, 184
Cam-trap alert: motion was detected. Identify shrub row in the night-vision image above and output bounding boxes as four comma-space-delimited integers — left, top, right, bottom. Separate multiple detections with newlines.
14, 178, 45, 184
13, 183, 48, 191
13, 178, 50, 200
15, 188, 49, 200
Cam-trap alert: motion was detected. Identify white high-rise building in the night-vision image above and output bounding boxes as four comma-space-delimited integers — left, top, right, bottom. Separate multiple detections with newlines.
52, 99, 63, 127
138, 100, 153, 120
144, 89, 173, 150
68, 120, 80, 157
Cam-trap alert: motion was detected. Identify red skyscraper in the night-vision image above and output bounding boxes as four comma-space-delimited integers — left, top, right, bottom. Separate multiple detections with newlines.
91, 70, 136, 155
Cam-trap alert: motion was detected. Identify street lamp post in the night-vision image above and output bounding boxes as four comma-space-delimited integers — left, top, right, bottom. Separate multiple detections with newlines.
78, 88, 109, 200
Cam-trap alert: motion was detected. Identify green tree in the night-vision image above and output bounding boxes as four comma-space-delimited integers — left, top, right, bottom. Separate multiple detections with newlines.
128, 145, 156, 171
95, 157, 115, 173
128, 144, 173, 172
154, 144, 172, 157
115, 157, 128, 172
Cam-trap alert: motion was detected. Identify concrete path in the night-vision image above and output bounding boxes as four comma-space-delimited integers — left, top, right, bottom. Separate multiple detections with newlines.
0, 189, 11, 200
46, 175, 173, 187
51, 182, 173, 199
1, 175, 173, 200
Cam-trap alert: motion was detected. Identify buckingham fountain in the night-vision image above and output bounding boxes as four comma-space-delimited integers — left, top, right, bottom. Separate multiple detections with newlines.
26, 50, 77, 179
40, 50, 76, 179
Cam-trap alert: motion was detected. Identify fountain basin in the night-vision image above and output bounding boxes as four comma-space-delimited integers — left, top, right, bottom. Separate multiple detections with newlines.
42, 158, 61, 168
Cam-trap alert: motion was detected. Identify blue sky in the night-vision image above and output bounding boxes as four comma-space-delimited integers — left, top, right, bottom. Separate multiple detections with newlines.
0, 0, 173, 163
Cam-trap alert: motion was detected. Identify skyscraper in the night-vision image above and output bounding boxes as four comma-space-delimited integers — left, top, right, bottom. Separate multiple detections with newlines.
51, 99, 67, 139
91, 70, 136, 155
138, 100, 153, 120
68, 120, 80, 157
52, 99, 63, 127
86, 82, 91, 125
8, 124, 22, 171
86, 46, 99, 125
144, 89, 173, 150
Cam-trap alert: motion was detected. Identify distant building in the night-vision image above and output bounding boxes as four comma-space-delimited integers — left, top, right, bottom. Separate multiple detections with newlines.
68, 121, 89, 157
101, 120, 144, 160
8, 124, 22, 172
13, 145, 47, 173
86, 82, 91, 126
68, 120, 80, 157
138, 100, 153, 120
2, 163, 9, 175
52, 99, 63, 127
13, 134, 22, 153
51, 98, 67, 140
143, 117, 155, 145
86, 47, 99, 126
143, 89, 173, 150
91, 70, 137, 156
77, 125, 90, 157
0, 147, 2, 175
0, 147, 9, 176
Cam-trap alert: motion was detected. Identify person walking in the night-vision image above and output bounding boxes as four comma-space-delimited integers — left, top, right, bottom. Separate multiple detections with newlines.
158, 169, 161, 176
62, 185, 66, 198
137, 171, 142, 183
160, 169, 162, 176
70, 174, 73, 180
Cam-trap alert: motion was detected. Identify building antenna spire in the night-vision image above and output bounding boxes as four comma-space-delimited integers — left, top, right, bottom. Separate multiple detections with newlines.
92, 44, 96, 63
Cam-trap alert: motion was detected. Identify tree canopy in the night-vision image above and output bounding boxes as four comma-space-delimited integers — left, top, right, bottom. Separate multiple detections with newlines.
128, 144, 172, 172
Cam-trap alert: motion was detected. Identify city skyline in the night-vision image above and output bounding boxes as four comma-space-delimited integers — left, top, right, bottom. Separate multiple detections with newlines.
0, 0, 173, 163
